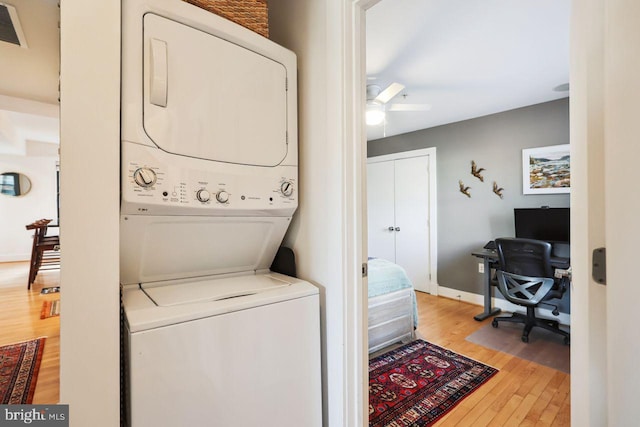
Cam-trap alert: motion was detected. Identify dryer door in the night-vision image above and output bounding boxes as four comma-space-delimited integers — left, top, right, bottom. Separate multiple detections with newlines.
142, 13, 288, 167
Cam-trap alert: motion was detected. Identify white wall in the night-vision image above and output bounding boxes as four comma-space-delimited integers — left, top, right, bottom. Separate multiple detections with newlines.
572, 0, 640, 425
0, 153, 58, 262
269, 1, 366, 425
603, 0, 640, 424
59, 0, 120, 425
570, 0, 607, 425
268, 1, 344, 424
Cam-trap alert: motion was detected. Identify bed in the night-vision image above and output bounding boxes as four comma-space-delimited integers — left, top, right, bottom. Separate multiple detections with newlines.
367, 258, 418, 353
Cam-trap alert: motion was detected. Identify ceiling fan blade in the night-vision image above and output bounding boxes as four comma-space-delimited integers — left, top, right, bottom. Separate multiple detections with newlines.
388, 103, 432, 112
375, 82, 405, 104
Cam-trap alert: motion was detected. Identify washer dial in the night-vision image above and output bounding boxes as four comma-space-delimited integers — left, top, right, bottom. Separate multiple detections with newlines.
133, 167, 157, 188
216, 190, 229, 203
196, 189, 211, 202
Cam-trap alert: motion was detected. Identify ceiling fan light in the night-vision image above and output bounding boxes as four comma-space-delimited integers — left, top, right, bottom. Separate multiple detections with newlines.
366, 109, 385, 126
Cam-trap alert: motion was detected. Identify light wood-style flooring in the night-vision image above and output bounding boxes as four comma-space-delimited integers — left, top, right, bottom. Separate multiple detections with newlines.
1, 262, 569, 423
0, 261, 60, 403
414, 291, 570, 427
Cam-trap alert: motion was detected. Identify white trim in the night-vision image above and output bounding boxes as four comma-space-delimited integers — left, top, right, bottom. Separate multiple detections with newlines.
342, 1, 367, 426
366, 147, 439, 295
437, 285, 571, 326
345, 1, 382, 426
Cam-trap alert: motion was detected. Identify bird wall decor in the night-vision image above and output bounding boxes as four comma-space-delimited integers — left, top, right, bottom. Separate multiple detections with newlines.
493, 181, 504, 199
471, 160, 485, 182
459, 180, 471, 198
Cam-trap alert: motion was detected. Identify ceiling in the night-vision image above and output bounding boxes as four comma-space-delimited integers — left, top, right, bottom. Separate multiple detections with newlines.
365, 0, 570, 141
0, 0, 571, 148
0, 0, 59, 155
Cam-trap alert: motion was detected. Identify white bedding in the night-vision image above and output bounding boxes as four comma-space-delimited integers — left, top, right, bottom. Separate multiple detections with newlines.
368, 258, 418, 327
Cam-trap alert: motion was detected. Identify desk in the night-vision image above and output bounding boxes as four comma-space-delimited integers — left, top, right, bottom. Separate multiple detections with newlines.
471, 248, 570, 321
471, 249, 501, 321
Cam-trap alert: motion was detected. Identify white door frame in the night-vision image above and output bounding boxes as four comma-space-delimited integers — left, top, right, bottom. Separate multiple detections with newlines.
341, 1, 384, 425
341, 1, 374, 425
601, 0, 640, 424
367, 148, 438, 295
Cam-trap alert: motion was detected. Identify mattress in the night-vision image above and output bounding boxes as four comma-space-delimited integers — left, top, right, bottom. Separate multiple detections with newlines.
368, 258, 418, 326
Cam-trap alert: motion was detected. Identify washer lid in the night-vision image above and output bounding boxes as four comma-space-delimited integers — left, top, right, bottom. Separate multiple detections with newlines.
142, 13, 288, 166
123, 273, 319, 332
142, 274, 293, 307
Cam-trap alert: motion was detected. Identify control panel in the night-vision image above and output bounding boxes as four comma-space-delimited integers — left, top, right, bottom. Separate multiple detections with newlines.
121, 142, 297, 217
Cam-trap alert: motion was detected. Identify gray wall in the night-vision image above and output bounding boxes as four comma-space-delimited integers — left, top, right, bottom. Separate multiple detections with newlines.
367, 98, 571, 313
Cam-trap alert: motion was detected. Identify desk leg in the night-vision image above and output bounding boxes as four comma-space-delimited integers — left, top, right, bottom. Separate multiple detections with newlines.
473, 258, 501, 321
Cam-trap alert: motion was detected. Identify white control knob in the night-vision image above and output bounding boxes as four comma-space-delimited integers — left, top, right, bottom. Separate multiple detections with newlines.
133, 167, 157, 188
196, 189, 210, 202
216, 190, 229, 203
280, 181, 294, 197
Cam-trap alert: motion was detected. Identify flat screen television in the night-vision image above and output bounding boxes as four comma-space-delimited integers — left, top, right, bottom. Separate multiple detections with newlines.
514, 207, 570, 243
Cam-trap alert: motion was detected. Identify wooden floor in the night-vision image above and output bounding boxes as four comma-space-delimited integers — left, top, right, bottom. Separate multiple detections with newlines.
0, 262, 569, 423
0, 261, 60, 403
414, 291, 570, 427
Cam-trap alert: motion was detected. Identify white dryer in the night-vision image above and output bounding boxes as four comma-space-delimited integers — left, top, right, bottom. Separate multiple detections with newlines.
120, 1, 321, 426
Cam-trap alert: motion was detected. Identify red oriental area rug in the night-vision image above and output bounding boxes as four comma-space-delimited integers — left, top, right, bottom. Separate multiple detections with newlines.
0, 337, 46, 404
369, 339, 498, 427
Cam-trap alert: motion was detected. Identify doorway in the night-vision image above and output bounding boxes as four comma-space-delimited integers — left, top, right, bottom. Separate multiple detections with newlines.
362, 0, 572, 424
0, 0, 61, 404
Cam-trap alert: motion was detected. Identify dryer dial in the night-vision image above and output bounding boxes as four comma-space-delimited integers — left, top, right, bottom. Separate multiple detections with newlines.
280, 181, 294, 197
133, 167, 157, 188
196, 189, 211, 202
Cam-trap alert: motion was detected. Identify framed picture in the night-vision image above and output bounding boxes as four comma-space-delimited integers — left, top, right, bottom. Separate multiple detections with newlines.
522, 144, 570, 194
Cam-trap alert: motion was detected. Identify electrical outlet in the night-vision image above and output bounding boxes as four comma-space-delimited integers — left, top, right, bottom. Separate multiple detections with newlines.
478, 263, 485, 273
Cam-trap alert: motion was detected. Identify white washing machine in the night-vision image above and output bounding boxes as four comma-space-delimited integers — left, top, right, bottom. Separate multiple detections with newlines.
120, 1, 321, 425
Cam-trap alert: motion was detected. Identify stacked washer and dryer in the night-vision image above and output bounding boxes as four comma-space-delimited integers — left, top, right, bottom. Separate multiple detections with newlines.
120, 1, 322, 425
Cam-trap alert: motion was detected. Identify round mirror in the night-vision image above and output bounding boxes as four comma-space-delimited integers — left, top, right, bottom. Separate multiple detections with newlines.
0, 172, 32, 197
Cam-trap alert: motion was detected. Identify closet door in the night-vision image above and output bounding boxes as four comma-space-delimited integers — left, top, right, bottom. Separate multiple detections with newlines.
394, 156, 430, 293
367, 161, 396, 263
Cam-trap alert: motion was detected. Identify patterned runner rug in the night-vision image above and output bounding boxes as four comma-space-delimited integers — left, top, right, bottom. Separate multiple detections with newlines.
40, 299, 61, 319
0, 337, 46, 404
369, 339, 498, 427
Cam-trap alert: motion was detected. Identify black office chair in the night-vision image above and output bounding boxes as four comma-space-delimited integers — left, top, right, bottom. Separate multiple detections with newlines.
491, 238, 570, 344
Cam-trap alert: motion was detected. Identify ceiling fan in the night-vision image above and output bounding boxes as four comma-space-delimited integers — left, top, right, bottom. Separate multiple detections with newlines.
366, 83, 431, 126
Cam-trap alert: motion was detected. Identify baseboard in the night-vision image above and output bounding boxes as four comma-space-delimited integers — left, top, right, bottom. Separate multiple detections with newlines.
0, 254, 30, 263
437, 285, 571, 326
